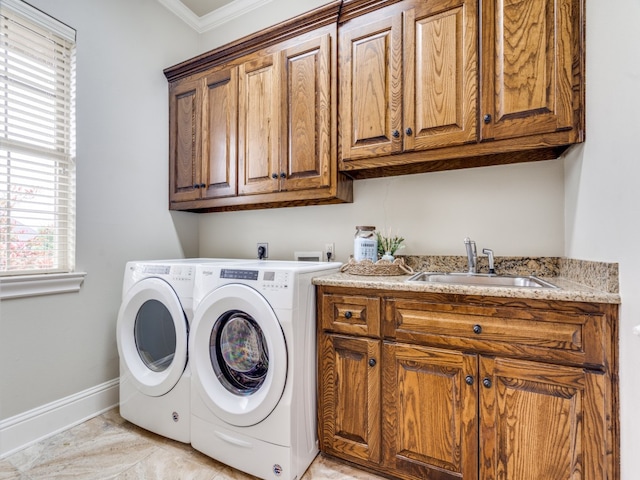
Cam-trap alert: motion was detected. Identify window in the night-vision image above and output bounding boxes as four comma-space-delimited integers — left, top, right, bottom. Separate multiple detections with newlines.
0, 0, 76, 277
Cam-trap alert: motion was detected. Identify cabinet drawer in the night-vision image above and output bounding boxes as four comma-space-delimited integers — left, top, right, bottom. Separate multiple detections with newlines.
321, 294, 381, 337
385, 299, 606, 368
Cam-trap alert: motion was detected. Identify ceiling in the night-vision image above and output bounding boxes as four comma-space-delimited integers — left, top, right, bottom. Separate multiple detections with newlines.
156, 0, 271, 33
179, 0, 234, 17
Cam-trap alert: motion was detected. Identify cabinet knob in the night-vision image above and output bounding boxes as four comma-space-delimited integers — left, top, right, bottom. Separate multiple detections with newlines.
473, 324, 482, 334
483, 378, 492, 388
368, 358, 377, 367
280, 172, 286, 179
392, 130, 400, 138
405, 127, 413, 136
483, 114, 492, 124
271, 173, 278, 179
344, 311, 352, 319
465, 375, 474, 385
200, 183, 206, 189
194, 183, 201, 189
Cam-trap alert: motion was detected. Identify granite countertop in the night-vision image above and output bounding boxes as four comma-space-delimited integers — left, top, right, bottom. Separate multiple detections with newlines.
313, 256, 621, 304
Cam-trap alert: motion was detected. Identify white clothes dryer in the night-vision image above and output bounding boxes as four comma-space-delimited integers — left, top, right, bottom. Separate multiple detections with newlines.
116, 258, 247, 443
189, 260, 341, 480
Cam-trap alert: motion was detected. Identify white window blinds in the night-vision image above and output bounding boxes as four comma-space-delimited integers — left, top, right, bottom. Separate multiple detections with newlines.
0, 0, 76, 276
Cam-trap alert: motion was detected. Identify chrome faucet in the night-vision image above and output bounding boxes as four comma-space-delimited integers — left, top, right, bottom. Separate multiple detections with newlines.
483, 248, 496, 274
464, 237, 477, 274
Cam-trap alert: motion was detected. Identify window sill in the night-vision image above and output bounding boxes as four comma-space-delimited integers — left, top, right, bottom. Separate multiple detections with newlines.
0, 272, 87, 300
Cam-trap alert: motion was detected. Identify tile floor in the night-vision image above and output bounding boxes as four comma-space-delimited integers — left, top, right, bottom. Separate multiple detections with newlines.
0, 409, 385, 480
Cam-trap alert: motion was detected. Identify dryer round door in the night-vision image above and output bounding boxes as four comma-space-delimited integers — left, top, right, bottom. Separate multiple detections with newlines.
116, 277, 188, 397
191, 283, 287, 427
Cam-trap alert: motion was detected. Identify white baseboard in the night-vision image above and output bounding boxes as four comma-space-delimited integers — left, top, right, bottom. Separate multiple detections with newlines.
0, 378, 119, 459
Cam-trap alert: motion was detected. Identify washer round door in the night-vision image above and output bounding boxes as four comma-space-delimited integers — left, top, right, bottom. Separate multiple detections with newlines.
191, 283, 287, 427
116, 277, 188, 397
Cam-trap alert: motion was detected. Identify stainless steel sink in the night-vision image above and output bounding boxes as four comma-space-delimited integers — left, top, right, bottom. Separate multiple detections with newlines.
406, 272, 558, 289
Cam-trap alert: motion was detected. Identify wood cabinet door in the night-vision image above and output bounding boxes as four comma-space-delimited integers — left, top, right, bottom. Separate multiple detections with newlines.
480, 0, 580, 141
238, 52, 281, 195
202, 67, 238, 199
479, 356, 608, 480
280, 31, 334, 192
403, 0, 477, 151
319, 333, 381, 465
382, 343, 478, 480
339, 11, 403, 162
168, 77, 202, 203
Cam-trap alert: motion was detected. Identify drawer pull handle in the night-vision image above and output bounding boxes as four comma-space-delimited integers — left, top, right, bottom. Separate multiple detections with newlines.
473, 324, 482, 334
344, 311, 352, 319
465, 375, 474, 386
483, 378, 492, 388
369, 358, 377, 367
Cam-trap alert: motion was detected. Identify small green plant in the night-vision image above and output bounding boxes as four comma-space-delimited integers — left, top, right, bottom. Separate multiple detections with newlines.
376, 230, 405, 257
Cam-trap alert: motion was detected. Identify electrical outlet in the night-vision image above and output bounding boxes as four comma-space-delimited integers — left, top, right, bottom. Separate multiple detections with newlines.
325, 243, 335, 262
257, 242, 268, 259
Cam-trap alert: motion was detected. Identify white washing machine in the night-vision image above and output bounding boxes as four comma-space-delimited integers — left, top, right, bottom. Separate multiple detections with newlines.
116, 258, 247, 443
189, 260, 341, 480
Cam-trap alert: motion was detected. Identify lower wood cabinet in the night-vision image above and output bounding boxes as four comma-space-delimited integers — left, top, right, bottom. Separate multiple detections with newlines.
317, 286, 618, 480
479, 356, 608, 480
320, 334, 381, 464
382, 343, 477, 480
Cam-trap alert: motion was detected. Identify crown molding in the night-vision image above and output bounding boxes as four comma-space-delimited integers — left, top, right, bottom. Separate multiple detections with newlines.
1, 0, 76, 41
164, 0, 342, 81
157, 0, 273, 33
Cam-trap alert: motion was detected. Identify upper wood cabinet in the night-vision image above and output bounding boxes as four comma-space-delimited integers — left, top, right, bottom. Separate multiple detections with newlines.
164, 2, 352, 212
238, 33, 334, 197
237, 50, 281, 196
168, 77, 203, 204
166, 0, 586, 206
168, 66, 239, 204
339, 0, 477, 163
337, 0, 585, 179
480, 0, 583, 142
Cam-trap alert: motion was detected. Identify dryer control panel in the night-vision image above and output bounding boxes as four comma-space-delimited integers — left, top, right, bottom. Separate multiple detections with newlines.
221, 269, 291, 291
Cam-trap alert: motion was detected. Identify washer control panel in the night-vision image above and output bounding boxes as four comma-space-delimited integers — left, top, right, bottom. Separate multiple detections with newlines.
260, 270, 290, 291
220, 269, 259, 281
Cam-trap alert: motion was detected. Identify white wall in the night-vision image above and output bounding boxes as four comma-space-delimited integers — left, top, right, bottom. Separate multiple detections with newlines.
0, 0, 200, 419
199, 160, 565, 261
564, 0, 640, 477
